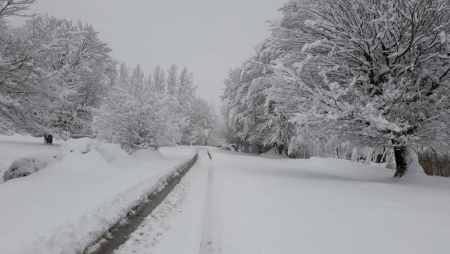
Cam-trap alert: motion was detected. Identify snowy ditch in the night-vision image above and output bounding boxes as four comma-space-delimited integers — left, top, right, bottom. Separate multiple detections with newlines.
84, 153, 199, 254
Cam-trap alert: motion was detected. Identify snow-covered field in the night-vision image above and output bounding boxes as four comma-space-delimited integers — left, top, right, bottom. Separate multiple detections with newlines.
0, 135, 198, 254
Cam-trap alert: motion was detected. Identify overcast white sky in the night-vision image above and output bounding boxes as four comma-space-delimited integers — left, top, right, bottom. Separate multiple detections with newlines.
11, 0, 287, 107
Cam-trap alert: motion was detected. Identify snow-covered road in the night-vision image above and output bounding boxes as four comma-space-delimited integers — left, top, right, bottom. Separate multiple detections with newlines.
120, 149, 450, 254
206, 150, 450, 254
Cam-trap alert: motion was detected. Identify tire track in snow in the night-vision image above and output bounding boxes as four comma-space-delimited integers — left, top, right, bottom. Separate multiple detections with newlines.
111, 162, 194, 254
100, 150, 211, 254
84, 154, 198, 254
200, 150, 222, 254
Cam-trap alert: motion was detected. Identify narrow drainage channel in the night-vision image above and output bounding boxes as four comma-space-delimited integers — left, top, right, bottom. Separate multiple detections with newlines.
84, 154, 199, 254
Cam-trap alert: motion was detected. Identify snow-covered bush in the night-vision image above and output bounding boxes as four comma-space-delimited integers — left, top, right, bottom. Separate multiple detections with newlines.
57, 138, 97, 160
3, 157, 48, 181
57, 138, 128, 162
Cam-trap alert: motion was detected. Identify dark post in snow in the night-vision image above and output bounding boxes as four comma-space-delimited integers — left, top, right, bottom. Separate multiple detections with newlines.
393, 146, 408, 178
44, 134, 53, 145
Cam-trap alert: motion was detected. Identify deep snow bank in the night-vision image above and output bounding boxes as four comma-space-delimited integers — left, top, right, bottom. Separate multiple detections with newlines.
0, 135, 199, 254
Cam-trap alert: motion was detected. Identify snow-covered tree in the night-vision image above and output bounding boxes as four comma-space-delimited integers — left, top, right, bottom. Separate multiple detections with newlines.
222, 0, 450, 177
152, 66, 166, 93
166, 64, 178, 96
276, 0, 450, 177
94, 65, 186, 151
182, 97, 219, 146
0, 15, 115, 137
177, 67, 197, 109
0, 0, 35, 19
221, 49, 297, 154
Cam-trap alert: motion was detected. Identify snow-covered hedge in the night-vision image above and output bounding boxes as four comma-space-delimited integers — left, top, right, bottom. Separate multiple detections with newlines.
3, 157, 48, 181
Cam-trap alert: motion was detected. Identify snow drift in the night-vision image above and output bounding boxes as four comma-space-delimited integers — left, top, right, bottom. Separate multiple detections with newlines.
3, 157, 49, 181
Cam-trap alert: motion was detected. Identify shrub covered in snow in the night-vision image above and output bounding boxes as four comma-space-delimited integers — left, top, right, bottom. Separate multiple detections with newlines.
57, 138, 97, 160
3, 157, 48, 181
57, 138, 128, 162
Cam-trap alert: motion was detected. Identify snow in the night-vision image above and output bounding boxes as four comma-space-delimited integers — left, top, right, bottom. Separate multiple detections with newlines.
131, 149, 168, 161
57, 138, 128, 162
3, 157, 49, 181
0, 135, 198, 254
2, 134, 450, 254
114, 149, 210, 254
118, 149, 450, 254
202, 151, 450, 254
0, 134, 63, 182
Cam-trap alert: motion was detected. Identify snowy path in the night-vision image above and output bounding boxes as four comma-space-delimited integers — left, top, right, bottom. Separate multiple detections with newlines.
205, 150, 450, 254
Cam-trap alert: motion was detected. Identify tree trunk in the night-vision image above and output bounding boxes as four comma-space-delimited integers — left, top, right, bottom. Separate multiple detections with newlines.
243, 143, 250, 153
351, 147, 359, 162
393, 146, 408, 177
277, 144, 285, 155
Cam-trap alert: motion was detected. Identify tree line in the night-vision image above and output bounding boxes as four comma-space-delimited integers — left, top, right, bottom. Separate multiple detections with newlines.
221, 0, 450, 177
0, 0, 221, 151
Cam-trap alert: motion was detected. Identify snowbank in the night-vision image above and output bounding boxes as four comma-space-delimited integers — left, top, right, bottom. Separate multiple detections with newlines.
3, 157, 49, 181
0, 135, 200, 254
57, 138, 128, 162
159, 146, 202, 160
96, 142, 129, 162
132, 149, 168, 161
